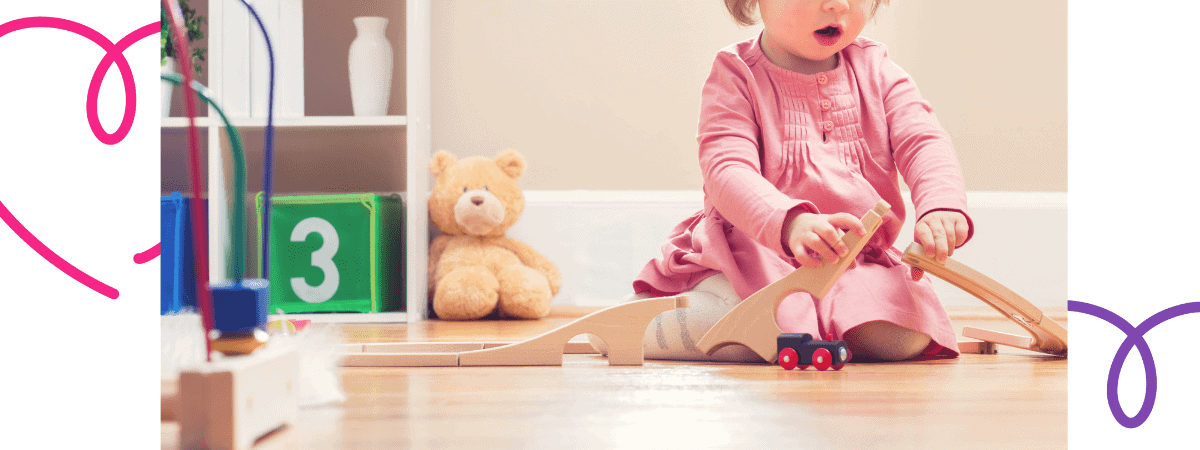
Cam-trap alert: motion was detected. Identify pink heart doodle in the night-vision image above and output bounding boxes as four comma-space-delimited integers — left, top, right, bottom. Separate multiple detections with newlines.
0, 17, 160, 300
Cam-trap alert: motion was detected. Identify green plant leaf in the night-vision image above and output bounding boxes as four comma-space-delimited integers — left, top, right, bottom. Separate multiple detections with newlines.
160, 0, 206, 75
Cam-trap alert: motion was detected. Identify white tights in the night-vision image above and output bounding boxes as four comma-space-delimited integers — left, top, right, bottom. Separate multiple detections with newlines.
589, 273, 932, 362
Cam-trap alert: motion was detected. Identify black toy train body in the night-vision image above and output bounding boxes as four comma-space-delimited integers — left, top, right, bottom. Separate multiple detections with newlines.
776, 333, 851, 371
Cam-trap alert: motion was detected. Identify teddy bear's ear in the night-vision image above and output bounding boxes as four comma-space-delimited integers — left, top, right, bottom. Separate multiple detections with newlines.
494, 150, 525, 179
430, 150, 457, 178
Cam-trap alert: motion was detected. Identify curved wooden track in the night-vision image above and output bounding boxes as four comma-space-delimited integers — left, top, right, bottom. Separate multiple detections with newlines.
901, 243, 1067, 356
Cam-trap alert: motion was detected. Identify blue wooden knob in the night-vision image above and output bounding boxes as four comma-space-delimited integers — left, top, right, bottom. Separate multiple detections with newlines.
210, 279, 270, 334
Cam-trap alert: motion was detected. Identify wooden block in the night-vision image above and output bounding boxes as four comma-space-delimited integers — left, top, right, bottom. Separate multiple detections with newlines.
178, 371, 209, 449
695, 201, 890, 363
341, 352, 460, 367
902, 243, 1068, 356
340, 343, 365, 353
459, 295, 687, 366
178, 345, 299, 450
957, 340, 998, 355
162, 378, 179, 422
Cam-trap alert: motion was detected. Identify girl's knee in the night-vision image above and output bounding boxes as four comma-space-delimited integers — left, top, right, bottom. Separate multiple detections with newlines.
843, 320, 931, 361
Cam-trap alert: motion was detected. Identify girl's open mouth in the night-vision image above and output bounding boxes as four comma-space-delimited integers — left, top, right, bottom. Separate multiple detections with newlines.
814, 26, 842, 46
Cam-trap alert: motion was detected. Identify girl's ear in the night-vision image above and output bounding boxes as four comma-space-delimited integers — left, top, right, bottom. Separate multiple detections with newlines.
430, 150, 457, 178
494, 150, 526, 180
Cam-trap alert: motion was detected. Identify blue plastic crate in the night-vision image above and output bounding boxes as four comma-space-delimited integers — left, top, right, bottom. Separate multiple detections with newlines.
161, 193, 203, 314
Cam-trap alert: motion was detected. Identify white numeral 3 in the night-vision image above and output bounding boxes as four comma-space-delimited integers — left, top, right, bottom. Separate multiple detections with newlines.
290, 217, 339, 303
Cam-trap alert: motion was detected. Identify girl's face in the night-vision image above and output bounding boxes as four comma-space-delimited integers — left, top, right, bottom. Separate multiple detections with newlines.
757, 0, 870, 74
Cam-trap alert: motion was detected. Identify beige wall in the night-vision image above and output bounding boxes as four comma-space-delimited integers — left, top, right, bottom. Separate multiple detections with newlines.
431, 0, 1066, 192
163, 0, 1066, 195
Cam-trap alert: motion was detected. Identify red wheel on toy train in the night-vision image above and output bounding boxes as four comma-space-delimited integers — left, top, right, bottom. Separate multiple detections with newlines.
832, 348, 851, 371
779, 347, 799, 370
812, 348, 833, 371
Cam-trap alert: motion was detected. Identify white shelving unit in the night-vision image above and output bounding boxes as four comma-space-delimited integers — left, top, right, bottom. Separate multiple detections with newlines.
161, 0, 431, 322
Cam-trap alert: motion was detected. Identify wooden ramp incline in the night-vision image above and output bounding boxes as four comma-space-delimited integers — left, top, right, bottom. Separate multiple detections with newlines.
341, 295, 688, 367
694, 200, 891, 363
901, 243, 1067, 356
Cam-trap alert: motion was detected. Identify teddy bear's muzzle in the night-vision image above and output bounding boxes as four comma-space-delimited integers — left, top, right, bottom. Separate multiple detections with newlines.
454, 189, 506, 235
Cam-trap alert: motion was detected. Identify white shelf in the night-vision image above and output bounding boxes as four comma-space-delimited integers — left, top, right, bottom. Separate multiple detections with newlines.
160, 0, 432, 324
161, 115, 408, 128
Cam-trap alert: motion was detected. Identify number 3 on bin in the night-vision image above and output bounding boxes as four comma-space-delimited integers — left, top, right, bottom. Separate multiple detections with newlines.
290, 217, 340, 303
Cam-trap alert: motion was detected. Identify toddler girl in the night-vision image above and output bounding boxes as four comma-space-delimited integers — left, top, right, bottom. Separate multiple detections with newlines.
594, 0, 972, 362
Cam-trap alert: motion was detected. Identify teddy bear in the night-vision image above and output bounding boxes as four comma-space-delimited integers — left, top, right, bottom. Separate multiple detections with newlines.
427, 149, 561, 320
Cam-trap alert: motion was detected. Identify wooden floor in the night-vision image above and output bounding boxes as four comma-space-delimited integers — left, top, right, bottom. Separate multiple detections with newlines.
162, 306, 1066, 450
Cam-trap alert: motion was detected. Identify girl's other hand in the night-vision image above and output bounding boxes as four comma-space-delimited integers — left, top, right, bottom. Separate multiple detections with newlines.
784, 212, 866, 269
911, 210, 969, 281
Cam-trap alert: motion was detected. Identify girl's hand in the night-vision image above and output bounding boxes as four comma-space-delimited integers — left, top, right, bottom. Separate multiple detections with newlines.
784, 212, 867, 269
911, 210, 969, 281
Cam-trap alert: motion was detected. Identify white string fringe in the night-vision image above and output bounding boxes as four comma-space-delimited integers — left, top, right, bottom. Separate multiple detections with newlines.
160, 310, 206, 379
278, 323, 347, 407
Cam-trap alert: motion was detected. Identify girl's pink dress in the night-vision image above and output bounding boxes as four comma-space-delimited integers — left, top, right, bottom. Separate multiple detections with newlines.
633, 35, 973, 357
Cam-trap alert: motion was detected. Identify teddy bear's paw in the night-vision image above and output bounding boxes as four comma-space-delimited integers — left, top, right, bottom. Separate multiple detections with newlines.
496, 266, 553, 319
433, 267, 500, 320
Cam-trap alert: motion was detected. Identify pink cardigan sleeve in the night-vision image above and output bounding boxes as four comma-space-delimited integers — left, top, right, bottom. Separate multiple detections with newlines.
696, 52, 816, 257
875, 49, 975, 246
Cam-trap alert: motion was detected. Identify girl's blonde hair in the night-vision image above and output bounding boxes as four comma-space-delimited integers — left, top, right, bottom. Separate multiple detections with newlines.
725, 0, 889, 26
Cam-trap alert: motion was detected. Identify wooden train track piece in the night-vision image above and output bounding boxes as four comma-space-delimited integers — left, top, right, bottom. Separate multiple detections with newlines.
341, 295, 687, 367
342, 351, 460, 367
694, 200, 891, 363
343, 340, 599, 355
901, 242, 1067, 356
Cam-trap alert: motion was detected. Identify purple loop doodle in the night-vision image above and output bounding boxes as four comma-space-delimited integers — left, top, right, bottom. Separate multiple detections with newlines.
1069, 300, 1200, 428
0, 17, 159, 299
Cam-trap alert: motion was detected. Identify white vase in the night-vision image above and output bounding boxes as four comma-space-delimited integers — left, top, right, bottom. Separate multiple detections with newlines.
162, 57, 176, 117
348, 17, 393, 116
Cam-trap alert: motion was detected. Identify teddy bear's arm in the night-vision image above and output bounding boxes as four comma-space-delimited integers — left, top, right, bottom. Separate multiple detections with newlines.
427, 235, 452, 292
494, 238, 562, 296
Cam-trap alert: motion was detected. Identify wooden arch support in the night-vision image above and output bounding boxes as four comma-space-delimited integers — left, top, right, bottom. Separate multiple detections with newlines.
694, 200, 891, 363
901, 243, 1068, 356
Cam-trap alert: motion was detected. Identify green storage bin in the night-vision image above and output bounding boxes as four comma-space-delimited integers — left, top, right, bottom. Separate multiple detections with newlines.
255, 193, 404, 313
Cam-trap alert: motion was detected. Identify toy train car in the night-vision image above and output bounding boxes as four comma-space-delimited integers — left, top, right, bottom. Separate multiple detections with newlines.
776, 333, 851, 371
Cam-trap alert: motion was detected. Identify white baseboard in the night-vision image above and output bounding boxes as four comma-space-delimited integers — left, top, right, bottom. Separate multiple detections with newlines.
508, 190, 1066, 311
